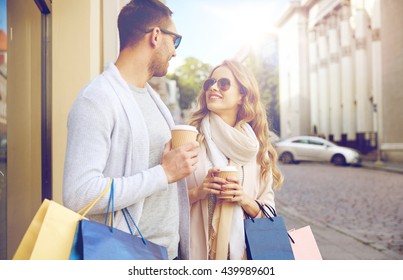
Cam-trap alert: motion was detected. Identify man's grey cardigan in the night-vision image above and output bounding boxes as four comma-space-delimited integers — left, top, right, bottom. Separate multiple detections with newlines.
63, 63, 190, 259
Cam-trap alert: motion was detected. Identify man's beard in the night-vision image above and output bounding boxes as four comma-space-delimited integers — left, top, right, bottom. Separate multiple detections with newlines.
149, 52, 169, 78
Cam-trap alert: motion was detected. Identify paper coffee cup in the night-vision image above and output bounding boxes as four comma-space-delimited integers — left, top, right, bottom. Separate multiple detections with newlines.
171, 125, 198, 149
216, 165, 239, 199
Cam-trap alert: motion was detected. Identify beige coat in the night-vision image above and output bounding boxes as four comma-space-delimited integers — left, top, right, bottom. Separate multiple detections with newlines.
186, 144, 276, 260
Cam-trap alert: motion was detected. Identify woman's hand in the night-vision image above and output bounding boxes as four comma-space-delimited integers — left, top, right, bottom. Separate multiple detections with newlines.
189, 168, 227, 204
219, 177, 260, 218
218, 176, 245, 205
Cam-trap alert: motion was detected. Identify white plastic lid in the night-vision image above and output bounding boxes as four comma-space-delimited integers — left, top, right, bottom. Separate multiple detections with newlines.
171, 125, 198, 133
218, 166, 238, 172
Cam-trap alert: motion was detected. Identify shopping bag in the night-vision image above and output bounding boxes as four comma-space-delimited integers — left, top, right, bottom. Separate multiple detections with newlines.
244, 202, 295, 260
69, 180, 168, 260
288, 226, 322, 260
12, 199, 83, 260
13, 180, 112, 260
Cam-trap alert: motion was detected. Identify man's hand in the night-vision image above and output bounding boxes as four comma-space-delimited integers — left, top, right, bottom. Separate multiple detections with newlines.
161, 141, 200, 183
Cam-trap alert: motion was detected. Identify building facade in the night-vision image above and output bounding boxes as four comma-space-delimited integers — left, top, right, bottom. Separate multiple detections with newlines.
1, 0, 140, 259
276, 0, 403, 159
1, 0, 184, 260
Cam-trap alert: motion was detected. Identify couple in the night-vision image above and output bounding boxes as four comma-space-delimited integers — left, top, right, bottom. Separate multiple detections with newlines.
62, 0, 283, 260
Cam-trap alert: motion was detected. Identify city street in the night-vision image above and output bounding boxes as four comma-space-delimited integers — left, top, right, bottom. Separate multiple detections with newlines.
275, 162, 403, 260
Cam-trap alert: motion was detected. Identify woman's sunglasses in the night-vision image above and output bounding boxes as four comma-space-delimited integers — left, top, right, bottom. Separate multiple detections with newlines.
203, 78, 231, 92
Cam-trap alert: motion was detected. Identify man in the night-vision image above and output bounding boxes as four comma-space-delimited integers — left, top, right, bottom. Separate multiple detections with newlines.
63, 0, 199, 260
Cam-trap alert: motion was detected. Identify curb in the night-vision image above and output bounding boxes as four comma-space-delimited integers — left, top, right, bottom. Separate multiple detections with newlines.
360, 161, 403, 175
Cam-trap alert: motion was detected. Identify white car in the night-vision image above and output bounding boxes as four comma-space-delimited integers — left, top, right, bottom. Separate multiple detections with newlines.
274, 136, 361, 166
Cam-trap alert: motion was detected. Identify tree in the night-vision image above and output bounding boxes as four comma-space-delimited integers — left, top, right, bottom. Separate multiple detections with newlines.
167, 57, 212, 109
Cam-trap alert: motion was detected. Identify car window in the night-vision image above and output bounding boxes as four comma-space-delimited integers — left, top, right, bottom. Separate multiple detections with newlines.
308, 140, 324, 146
292, 139, 308, 144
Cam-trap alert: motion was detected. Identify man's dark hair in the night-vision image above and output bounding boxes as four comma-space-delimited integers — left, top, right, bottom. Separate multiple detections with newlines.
118, 0, 173, 51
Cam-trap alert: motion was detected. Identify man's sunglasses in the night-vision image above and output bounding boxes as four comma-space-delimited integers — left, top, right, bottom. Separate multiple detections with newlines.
145, 27, 182, 49
203, 78, 231, 92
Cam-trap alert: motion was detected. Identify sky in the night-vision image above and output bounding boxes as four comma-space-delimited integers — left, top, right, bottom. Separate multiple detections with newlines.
0, 0, 6, 31
166, 0, 289, 73
0, 0, 289, 66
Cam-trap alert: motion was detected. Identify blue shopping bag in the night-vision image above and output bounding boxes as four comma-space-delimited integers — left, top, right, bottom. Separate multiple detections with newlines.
244, 202, 295, 260
69, 180, 168, 260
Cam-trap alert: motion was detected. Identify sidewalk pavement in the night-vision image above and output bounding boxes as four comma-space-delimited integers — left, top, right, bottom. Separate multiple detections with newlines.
277, 199, 401, 260
277, 158, 403, 260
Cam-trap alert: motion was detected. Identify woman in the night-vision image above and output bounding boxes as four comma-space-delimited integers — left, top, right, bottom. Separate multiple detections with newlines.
186, 60, 284, 260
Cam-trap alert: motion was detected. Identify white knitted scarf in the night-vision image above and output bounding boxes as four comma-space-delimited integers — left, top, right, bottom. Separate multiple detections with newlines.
200, 112, 259, 259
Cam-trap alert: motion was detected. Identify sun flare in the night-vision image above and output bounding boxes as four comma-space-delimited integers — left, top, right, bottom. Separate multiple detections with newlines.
209, 3, 278, 56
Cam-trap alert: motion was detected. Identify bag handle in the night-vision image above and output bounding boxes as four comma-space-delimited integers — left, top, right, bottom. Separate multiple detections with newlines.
244, 201, 274, 222
77, 178, 114, 218
105, 179, 115, 229
122, 208, 147, 245
100, 179, 147, 244
254, 201, 295, 244
254, 201, 274, 221
264, 204, 277, 217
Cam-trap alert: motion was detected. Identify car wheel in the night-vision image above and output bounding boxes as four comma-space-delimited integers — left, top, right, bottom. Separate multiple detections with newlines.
281, 152, 294, 164
332, 154, 346, 166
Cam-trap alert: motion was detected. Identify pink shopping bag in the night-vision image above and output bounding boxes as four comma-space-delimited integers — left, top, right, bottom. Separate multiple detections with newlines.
288, 226, 322, 260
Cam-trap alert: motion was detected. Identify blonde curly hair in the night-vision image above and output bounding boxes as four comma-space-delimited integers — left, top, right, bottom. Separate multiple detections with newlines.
188, 60, 283, 190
